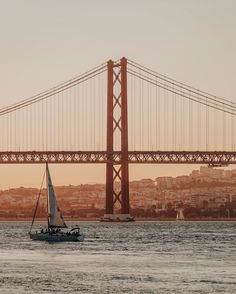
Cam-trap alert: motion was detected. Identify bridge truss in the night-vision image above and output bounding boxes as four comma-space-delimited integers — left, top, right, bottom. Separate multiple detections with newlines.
0, 151, 236, 165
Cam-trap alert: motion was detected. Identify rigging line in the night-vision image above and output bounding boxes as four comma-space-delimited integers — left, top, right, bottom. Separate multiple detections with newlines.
0, 68, 107, 116
1, 63, 107, 113
127, 59, 236, 107
128, 68, 236, 112
127, 70, 236, 116
29, 169, 46, 234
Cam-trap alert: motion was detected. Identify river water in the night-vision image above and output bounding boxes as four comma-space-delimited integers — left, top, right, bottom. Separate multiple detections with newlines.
0, 221, 235, 293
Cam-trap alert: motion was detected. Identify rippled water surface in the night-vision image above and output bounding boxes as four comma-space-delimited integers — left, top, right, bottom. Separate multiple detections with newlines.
0, 221, 236, 293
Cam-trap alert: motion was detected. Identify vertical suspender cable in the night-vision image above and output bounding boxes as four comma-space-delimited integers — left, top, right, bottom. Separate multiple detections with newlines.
214, 102, 217, 151
189, 90, 192, 150
147, 77, 150, 150
139, 67, 142, 150
155, 80, 157, 150
206, 97, 209, 150
158, 86, 160, 150
223, 105, 226, 150
172, 87, 176, 151
61, 91, 64, 150
141, 78, 144, 150
197, 91, 201, 150
231, 113, 234, 150
74, 85, 76, 150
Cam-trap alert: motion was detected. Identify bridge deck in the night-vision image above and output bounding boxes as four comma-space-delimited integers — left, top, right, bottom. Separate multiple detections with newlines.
0, 151, 235, 165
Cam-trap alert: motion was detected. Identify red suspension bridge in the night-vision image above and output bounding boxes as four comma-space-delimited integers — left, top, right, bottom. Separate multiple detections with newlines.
1, 57, 236, 220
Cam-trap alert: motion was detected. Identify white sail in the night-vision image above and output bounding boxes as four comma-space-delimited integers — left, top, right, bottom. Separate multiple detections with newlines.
179, 209, 184, 220
46, 164, 67, 228
176, 208, 184, 221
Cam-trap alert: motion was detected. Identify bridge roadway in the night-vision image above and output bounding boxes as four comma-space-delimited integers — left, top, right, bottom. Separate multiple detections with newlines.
0, 151, 236, 165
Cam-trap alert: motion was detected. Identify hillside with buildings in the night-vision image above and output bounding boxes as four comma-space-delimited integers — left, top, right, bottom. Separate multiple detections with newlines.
0, 166, 236, 219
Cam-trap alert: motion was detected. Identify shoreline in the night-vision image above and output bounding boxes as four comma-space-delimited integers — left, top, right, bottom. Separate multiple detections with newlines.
1, 217, 236, 222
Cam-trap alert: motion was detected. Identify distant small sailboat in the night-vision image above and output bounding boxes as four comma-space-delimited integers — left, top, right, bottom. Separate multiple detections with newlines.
176, 208, 185, 221
29, 163, 84, 242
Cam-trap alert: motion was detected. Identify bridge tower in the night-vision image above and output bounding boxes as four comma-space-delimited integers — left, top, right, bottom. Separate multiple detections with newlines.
102, 57, 133, 222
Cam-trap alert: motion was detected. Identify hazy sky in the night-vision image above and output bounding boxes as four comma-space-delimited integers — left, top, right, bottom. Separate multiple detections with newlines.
0, 0, 236, 188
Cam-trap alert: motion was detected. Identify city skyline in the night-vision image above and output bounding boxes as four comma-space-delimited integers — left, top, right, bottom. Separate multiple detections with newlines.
1, 164, 236, 220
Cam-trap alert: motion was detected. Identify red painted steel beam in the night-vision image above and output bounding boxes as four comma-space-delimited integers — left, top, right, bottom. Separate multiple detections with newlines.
106, 59, 114, 214
0, 151, 236, 164
120, 57, 130, 214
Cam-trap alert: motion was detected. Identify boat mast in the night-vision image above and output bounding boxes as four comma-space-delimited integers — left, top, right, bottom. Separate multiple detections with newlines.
29, 168, 46, 233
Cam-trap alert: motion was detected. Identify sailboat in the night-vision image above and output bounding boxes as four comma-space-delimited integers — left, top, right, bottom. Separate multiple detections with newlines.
29, 163, 84, 242
176, 208, 185, 221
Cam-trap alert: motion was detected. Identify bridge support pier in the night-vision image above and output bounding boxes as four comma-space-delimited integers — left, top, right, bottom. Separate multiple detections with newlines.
102, 57, 133, 222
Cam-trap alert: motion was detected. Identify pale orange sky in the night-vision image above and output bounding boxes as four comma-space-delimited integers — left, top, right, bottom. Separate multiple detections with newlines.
0, 0, 236, 188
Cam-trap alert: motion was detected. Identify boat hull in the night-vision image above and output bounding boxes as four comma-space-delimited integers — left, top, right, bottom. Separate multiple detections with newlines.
30, 232, 84, 242
101, 214, 134, 222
